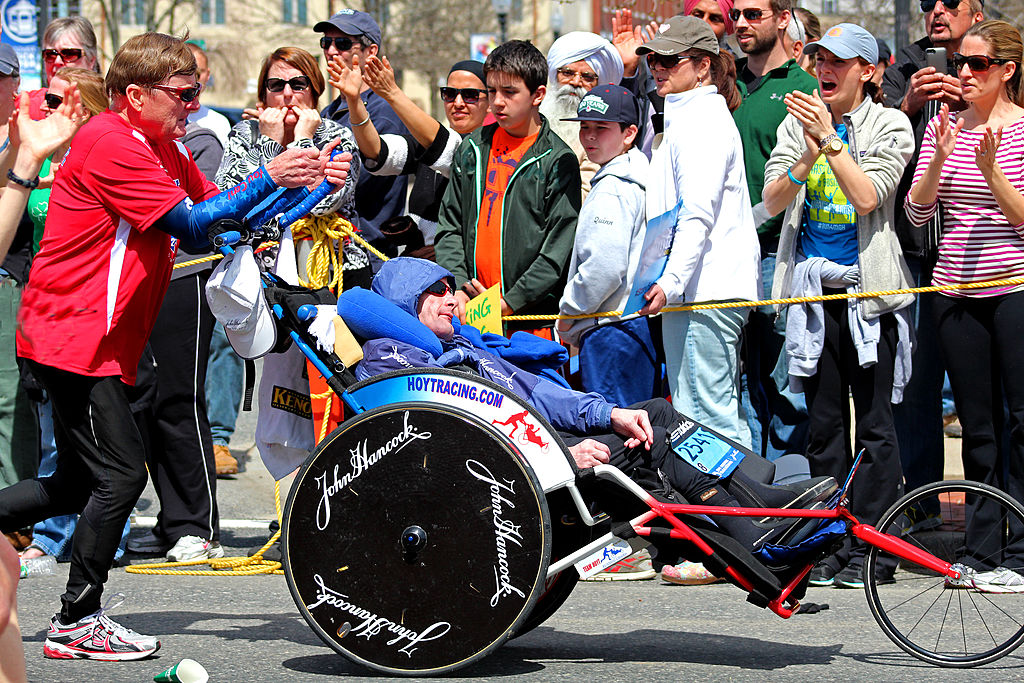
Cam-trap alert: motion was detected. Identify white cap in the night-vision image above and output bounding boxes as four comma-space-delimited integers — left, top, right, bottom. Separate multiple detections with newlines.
205, 245, 277, 359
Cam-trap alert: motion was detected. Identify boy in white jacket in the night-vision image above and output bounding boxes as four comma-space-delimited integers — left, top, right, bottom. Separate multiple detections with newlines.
557, 85, 657, 406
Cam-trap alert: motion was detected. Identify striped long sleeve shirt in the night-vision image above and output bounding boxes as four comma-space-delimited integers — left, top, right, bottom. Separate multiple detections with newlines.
906, 113, 1024, 296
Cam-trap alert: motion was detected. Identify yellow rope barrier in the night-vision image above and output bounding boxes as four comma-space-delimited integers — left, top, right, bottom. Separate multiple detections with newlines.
126, 476, 285, 576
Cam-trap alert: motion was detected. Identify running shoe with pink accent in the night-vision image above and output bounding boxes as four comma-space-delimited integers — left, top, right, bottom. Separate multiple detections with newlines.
43, 594, 159, 660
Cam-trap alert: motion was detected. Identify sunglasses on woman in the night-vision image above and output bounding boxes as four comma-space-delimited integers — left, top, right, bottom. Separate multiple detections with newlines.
728, 8, 774, 21
42, 48, 83, 62
149, 83, 203, 103
920, 0, 962, 11
952, 52, 1011, 72
424, 280, 454, 297
44, 93, 63, 109
439, 86, 487, 104
319, 36, 355, 52
645, 53, 695, 70
265, 76, 311, 93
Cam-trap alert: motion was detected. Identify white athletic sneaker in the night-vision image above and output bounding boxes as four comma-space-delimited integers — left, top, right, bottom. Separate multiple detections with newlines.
166, 535, 224, 562
44, 594, 159, 660
972, 566, 1024, 594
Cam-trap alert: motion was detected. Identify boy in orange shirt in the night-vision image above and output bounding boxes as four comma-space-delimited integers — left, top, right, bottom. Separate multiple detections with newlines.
435, 40, 581, 337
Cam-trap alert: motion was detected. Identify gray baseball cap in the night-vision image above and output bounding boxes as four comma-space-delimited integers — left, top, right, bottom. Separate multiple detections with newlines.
636, 15, 720, 57
0, 44, 19, 76
804, 23, 878, 64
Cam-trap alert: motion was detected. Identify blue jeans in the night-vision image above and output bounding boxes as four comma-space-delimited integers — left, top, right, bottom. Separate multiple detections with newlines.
205, 322, 244, 446
579, 317, 659, 407
741, 254, 809, 460
30, 398, 129, 562
892, 255, 945, 492
662, 306, 751, 448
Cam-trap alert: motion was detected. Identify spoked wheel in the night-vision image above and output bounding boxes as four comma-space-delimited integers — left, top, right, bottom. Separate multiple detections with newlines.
284, 404, 552, 676
864, 480, 1024, 667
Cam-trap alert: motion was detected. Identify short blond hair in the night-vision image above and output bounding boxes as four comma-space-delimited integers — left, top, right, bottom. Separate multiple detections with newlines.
53, 66, 107, 116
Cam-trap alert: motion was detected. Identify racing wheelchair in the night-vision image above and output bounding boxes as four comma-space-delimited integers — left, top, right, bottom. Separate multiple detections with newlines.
211, 229, 1024, 675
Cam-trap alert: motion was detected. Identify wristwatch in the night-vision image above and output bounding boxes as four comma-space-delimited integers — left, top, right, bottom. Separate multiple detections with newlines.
818, 133, 843, 156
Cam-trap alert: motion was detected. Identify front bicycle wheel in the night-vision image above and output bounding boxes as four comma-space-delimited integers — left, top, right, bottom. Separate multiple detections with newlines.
864, 480, 1024, 667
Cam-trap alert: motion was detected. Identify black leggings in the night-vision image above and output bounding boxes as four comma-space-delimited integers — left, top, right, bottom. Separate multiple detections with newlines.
935, 292, 1024, 568
562, 398, 792, 548
0, 361, 149, 621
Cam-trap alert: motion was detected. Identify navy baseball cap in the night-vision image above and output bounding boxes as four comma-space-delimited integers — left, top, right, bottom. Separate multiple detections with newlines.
561, 85, 640, 126
314, 9, 382, 47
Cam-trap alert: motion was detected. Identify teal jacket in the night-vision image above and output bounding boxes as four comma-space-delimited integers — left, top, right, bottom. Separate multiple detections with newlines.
435, 117, 581, 323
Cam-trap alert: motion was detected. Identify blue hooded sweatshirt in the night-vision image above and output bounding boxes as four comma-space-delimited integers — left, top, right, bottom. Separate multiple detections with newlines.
353, 257, 614, 434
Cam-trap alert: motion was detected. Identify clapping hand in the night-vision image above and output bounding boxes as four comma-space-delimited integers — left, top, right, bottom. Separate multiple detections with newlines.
328, 53, 364, 102
9, 86, 87, 173
974, 125, 1002, 178
361, 55, 401, 101
933, 102, 965, 162
611, 8, 658, 77
784, 89, 835, 144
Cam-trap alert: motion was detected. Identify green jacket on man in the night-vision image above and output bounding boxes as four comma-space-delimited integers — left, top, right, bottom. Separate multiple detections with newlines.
435, 116, 581, 324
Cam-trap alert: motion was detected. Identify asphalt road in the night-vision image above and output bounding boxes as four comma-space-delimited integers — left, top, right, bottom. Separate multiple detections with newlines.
16, 564, 1024, 681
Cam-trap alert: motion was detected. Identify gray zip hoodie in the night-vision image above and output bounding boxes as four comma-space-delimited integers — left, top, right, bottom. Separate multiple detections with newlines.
765, 96, 916, 319
558, 147, 648, 346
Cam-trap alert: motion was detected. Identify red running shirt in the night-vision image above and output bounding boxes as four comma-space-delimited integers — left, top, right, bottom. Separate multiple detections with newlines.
17, 111, 218, 383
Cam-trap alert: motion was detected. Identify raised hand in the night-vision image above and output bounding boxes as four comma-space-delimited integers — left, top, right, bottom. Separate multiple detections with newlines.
9, 86, 87, 170
784, 89, 834, 143
933, 103, 964, 162
328, 53, 364, 102
611, 8, 658, 77
974, 125, 1002, 178
362, 55, 401, 101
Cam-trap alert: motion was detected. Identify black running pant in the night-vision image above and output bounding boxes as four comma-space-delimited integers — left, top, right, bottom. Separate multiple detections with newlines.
0, 361, 148, 622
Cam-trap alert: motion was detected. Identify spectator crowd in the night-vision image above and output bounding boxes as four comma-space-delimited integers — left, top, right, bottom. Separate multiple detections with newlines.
1, 0, 1023, 671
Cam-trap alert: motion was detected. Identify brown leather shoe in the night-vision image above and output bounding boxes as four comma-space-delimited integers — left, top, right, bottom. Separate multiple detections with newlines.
214, 444, 239, 476
5, 530, 32, 551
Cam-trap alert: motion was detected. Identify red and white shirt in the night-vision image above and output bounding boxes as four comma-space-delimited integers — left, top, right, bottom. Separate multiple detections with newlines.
17, 110, 218, 383
906, 113, 1024, 297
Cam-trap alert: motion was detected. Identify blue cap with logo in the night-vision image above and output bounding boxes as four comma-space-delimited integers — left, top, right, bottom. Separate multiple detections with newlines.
314, 9, 382, 47
561, 84, 640, 126
804, 23, 878, 64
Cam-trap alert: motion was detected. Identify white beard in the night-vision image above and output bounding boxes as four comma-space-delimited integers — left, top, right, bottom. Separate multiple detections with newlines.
540, 83, 587, 157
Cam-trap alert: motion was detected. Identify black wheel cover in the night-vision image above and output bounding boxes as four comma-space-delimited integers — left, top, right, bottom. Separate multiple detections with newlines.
284, 404, 551, 675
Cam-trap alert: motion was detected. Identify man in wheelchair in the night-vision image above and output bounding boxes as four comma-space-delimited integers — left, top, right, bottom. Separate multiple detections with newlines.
353, 258, 836, 552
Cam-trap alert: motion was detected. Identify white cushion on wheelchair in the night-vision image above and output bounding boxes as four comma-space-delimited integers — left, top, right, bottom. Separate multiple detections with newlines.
336, 287, 444, 358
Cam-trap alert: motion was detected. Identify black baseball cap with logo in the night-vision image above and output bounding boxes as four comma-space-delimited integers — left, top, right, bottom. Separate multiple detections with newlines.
561, 84, 640, 126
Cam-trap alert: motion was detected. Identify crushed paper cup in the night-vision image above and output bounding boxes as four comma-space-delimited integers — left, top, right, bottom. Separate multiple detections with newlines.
154, 658, 209, 683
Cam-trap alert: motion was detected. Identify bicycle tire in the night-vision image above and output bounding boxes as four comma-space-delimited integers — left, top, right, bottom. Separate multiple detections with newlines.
864, 480, 1024, 667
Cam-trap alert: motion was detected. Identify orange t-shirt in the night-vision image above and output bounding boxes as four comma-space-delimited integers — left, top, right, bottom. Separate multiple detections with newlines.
474, 128, 539, 291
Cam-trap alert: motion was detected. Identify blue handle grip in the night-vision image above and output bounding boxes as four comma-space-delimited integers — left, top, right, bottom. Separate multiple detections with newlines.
213, 230, 242, 248
296, 304, 319, 322
276, 147, 347, 232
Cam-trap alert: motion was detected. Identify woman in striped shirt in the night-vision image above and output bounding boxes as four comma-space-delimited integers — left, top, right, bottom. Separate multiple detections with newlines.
907, 19, 1024, 593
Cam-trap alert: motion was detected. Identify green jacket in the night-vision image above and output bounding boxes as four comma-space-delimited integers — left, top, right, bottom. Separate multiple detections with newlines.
734, 58, 818, 248
435, 117, 581, 322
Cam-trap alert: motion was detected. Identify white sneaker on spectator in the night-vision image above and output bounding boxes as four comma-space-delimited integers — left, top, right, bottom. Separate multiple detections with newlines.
972, 567, 1024, 594
166, 535, 224, 562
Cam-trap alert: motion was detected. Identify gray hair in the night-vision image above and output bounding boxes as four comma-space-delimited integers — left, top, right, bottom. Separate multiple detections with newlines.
786, 13, 805, 43
43, 16, 99, 72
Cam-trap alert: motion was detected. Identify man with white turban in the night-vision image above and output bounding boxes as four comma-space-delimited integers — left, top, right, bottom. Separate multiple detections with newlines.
540, 31, 624, 199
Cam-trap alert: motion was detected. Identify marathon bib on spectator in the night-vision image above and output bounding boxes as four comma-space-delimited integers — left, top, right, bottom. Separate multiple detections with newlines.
669, 419, 745, 478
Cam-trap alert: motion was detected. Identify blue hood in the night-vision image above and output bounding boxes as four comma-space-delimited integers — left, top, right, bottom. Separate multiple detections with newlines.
371, 257, 456, 318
